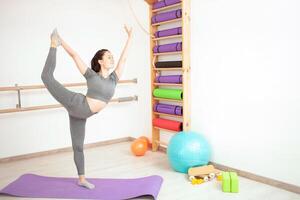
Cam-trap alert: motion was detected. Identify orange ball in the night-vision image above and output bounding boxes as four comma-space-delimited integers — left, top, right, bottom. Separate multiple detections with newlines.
138, 136, 150, 148
131, 139, 147, 156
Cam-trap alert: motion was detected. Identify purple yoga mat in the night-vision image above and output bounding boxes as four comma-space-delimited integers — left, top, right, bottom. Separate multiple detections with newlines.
151, 9, 182, 24
155, 75, 182, 83
155, 27, 182, 38
0, 173, 163, 200
153, 42, 182, 53
154, 103, 183, 115
152, 0, 181, 10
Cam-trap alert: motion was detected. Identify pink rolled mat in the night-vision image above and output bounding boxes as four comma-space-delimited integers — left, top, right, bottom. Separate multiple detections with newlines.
153, 42, 182, 53
154, 103, 183, 115
155, 27, 182, 38
151, 9, 182, 24
152, 0, 181, 10
155, 75, 182, 83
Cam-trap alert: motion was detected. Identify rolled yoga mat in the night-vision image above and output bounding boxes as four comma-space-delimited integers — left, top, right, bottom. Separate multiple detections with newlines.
152, 0, 181, 10
153, 42, 182, 53
155, 27, 182, 38
153, 88, 183, 100
0, 173, 163, 200
155, 75, 182, 83
155, 61, 182, 68
153, 118, 182, 131
151, 9, 182, 24
154, 103, 183, 115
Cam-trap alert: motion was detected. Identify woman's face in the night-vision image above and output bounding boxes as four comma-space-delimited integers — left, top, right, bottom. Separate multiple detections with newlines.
99, 51, 114, 69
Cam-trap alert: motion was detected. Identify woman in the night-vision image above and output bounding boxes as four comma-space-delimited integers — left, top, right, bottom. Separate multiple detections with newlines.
41, 26, 132, 189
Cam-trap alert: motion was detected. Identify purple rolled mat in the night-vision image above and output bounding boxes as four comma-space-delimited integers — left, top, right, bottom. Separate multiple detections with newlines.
152, 1, 166, 9
153, 0, 181, 10
155, 75, 182, 83
153, 42, 182, 53
151, 9, 182, 24
154, 103, 183, 115
155, 27, 182, 38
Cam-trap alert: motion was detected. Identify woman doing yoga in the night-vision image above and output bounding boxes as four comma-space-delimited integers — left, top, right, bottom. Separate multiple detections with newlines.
41, 26, 132, 189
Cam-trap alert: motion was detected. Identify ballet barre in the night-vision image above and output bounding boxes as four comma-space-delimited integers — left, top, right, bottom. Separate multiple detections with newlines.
115, 95, 138, 103
0, 79, 137, 92
0, 78, 138, 114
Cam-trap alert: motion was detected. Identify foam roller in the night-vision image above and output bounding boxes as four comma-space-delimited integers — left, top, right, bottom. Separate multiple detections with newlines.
151, 9, 182, 24
155, 27, 182, 38
155, 61, 182, 68
152, 0, 181, 10
153, 118, 182, 131
155, 75, 182, 83
154, 103, 182, 115
153, 42, 182, 53
153, 88, 183, 100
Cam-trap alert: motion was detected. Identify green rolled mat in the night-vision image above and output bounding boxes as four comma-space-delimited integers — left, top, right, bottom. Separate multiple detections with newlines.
153, 88, 183, 100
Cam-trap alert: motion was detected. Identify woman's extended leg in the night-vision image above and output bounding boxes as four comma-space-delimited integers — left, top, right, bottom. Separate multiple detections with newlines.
41, 47, 76, 109
69, 114, 95, 189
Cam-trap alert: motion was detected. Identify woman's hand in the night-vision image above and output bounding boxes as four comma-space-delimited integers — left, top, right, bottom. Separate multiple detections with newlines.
124, 24, 133, 38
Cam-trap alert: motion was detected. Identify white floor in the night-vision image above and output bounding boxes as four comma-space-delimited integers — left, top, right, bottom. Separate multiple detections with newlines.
0, 141, 299, 200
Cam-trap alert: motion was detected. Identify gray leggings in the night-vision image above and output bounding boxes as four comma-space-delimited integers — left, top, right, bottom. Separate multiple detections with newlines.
41, 47, 96, 175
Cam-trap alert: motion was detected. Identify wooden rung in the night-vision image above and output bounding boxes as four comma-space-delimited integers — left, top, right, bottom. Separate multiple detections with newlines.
152, 18, 182, 26
153, 112, 183, 118
0, 79, 137, 92
153, 83, 182, 86
153, 51, 182, 56
152, 35, 182, 41
153, 126, 179, 133
155, 140, 168, 147
152, 2, 182, 13
153, 67, 183, 71
153, 97, 183, 103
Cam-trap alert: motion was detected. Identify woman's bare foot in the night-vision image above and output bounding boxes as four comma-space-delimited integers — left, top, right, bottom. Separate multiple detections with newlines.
78, 176, 95, 189
50, 28, 61, 48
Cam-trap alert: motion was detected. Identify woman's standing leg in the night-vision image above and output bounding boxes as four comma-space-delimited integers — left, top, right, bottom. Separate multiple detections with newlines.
69, 114, 95, 189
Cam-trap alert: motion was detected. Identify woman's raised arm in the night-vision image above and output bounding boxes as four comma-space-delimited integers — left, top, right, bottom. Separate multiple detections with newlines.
114, 25, 133, 79
59, 34, 88, 75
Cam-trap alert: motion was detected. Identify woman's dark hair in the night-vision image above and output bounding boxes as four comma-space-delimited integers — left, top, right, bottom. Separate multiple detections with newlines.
91, 49, 109, 72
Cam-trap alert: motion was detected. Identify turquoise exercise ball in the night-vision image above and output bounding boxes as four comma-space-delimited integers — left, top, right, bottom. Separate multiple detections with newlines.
167, 131, 211, 173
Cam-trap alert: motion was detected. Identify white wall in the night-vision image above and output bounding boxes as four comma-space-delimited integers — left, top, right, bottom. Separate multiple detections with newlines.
1, 0, 299, 187
191, 0, 300, 186
0, 0, 151, 158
